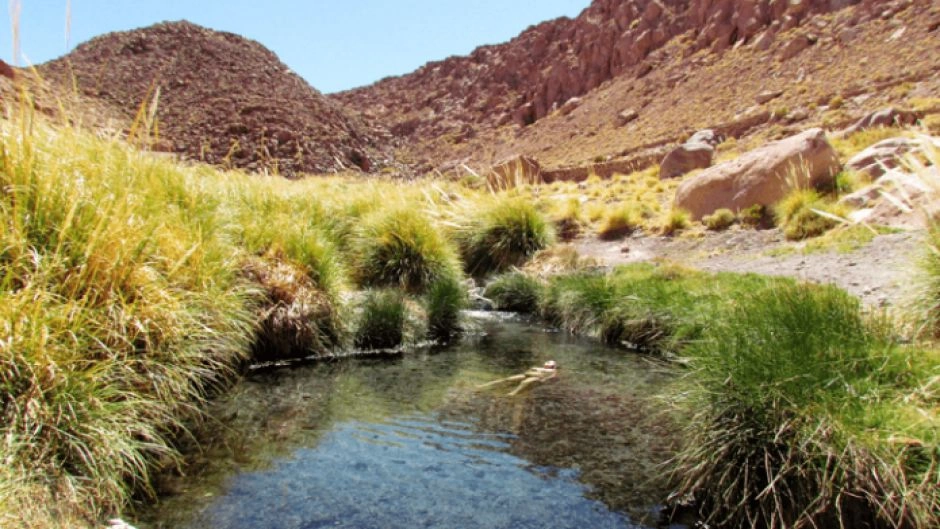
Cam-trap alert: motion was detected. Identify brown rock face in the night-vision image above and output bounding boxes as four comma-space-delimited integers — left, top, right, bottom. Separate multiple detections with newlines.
335, 0, 869, 169
674, 128, 841, 219
39, 21, 393, 177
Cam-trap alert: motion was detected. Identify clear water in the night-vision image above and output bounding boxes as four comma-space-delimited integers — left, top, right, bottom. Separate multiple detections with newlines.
138, 315, 680, 529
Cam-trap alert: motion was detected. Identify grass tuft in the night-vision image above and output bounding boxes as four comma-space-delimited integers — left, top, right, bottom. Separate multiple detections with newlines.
425, 274, 467, 344
353, 208, 461, 293
672, 282, 938, 529
702, 208, 736, 231
353, 290, 408, 350
597, 203, 643, 239
453, 195, 553, 277
775, 188, 847, 240
484, 272, 544, 313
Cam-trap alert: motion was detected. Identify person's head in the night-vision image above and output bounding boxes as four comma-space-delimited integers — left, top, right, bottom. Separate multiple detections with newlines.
543, 360, 558, 370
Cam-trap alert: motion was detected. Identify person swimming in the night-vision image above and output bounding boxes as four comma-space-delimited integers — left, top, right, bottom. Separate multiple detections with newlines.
477, 360, 559, 396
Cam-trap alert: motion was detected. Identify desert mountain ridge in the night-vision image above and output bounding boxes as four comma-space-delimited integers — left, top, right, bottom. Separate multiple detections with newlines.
6, 0, 940, 177
336, 0, 940, 174
36, 20, 396, 177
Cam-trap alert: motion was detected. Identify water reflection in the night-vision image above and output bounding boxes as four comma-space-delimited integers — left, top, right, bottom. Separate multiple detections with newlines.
139, 318, 679, 529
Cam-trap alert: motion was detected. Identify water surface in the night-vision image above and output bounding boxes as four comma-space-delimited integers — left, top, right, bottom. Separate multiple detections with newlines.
139, 316, 679, 529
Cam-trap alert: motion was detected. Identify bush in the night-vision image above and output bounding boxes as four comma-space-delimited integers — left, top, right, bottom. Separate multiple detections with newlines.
775, 189, 846, 240
702, 208, 735, 231
597, 204, 642, 239
660, 208, 690, 236
454, 195, 553, 277
549, 198, 586, 241
425, 274, 467, 344
354, 290, 408, 350
672, 283, 938, 529
484, 272, 544, 313
353, 208, 461, 293
737, 203, 773, 228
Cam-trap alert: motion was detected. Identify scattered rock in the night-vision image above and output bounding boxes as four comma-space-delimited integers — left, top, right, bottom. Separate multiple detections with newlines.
845, 137, 917, 178
675, 128, 841, 220
559, 97, 582, 116
844, 107, 921, 134
780, 33, 812, 60
756, 90, 784, 104
617, 108, 639, 126
856, 168, 935, 229
0, 60, 14, 80
686, 129, 724, 147
660, 143, 715, 179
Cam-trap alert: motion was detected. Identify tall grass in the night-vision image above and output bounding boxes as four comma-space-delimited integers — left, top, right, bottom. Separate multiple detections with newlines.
672, 283, 938, 528
0, 119, 258, 522
452, 195, 553, 277
539, 264, 770, 354
352, 207, 462, 293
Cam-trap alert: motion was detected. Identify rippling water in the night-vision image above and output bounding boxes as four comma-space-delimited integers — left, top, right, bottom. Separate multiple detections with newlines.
138, 316, 680, 529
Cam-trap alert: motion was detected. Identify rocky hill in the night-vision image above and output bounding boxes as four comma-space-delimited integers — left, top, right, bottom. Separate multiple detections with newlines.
39, 21, 394, 176
335, 0, 940, 173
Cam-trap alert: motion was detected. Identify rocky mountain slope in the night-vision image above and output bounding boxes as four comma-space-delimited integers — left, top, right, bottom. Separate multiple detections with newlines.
335, 0, 940, 173
39, 21, 394, 176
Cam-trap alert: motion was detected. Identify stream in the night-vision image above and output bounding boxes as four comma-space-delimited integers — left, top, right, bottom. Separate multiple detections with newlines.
137, 314, 683, 529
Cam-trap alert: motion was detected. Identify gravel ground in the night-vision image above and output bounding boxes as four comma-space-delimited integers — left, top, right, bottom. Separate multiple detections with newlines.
575, 227, 925, 308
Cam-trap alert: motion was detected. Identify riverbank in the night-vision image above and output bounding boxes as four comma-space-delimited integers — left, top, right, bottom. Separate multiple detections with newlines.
485, 262, 939, 527
0, 117, 550, 528
2, 113, 937, 528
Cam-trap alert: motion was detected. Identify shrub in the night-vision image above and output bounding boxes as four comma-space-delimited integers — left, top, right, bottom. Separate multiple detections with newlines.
775, 189, 846, 240
549, 198, 586, 241
354, 290, 408, 350
454, 195, 553, 277
353, 208, 461, 293
702, 208, 735, 231
597, 204, 642, 239
660, 208, 690, 236
672, 282, 938, 529
425, 274, 467, 344
738, 204, 772, 228
484, 272, 544, 313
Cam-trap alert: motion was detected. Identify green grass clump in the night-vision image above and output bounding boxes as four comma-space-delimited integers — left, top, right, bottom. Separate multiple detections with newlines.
425, 274, 468, 344
540, 264, 771, 354
484, 272, 544, 313
673, 282, 938, 529
354, 290, 408, 350
353, 208, 461, 293
776, 189, 847, 240
0, 120, 258, 523
702, 208, 736, 231
454, 195, 553, 277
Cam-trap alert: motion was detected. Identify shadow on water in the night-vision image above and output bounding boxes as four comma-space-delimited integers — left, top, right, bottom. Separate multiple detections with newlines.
137, 316, 682, 529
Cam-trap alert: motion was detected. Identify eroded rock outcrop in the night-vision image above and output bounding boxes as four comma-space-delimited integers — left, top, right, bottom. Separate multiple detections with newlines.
674, 128, 841, 219
336, 0, 881, 156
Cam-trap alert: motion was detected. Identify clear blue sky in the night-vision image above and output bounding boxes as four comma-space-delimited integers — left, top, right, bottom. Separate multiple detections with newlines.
1, 1, 590, 93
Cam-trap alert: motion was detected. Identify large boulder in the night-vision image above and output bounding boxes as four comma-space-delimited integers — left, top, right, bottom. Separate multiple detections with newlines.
845, 137, 917, 178
660, 143, 715, 179
674, 128, 841, 220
